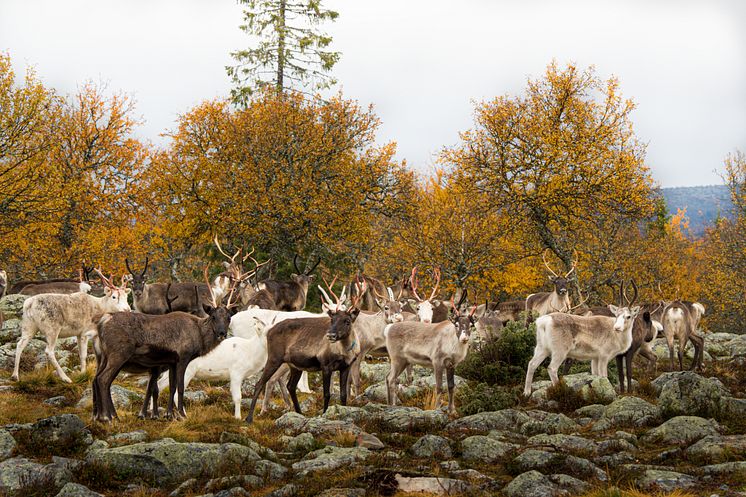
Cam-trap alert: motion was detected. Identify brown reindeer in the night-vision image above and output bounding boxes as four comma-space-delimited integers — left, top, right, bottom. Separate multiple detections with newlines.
259, 254, 321, 311
525, 251, 576, 317
245, 277, 365, 423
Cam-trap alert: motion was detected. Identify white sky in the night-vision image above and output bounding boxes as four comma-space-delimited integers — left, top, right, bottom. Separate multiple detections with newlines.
1, 0, 744, 187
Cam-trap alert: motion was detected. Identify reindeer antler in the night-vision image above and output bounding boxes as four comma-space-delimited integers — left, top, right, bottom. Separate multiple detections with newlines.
410, 266, 423, 302
429, 267, 441, 301
94, 268, 116, 290
351, 276, 367, 309
542, 250, 560, 278
320, 274, 342, 310
203, 266, 219, 307
214, 235, 241, 267
623, 279, 638, 307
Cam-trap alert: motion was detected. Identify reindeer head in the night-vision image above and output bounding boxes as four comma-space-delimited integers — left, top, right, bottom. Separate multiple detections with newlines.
450, 295, 476, 344
202, 267, 241, 342
95, 269, 132, 312
322, 275, 361, 343
609, 279, 640, 332
125, 257, 149, 298
372, 286, 404, 323
291, 254, 321, 292
542, 250, 576, 296
410, 266, 442, 324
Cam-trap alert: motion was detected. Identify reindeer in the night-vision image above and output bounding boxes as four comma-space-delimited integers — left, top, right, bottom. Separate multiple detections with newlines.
125, 257, 212, 316
12, 270, 131, 383
383, 296, 476, 414
244, 278, 365, 423
91, 268, 237, 422
0, 270, 7, 298
211, 236, 270, 306
662, 300, 704, 371
525, 251, 576, 317
408, 266, 447, 323
258, 254, 321, 311
347, 273, 388, 311
475, 300, 504, 339
523, 300, 641, 397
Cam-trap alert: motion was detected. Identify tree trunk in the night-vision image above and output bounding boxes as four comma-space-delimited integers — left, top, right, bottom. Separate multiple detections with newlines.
276, 0, 286, 91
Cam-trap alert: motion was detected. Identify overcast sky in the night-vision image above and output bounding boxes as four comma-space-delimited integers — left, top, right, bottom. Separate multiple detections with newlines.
2, 0, 744, 187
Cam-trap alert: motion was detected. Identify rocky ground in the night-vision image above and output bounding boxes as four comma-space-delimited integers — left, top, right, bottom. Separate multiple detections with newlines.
0, 294, 745, 496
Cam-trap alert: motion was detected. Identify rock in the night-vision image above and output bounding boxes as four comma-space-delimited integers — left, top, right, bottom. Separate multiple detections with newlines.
721, 396, 746, 418
217, 432, 276, 460
252, 459, 288, 480
447, 409, 531, 433
0, 319, 21, 343
503, 470, 591, 497
642, 416, 720, 446
574, 404, 606, 420
275, 412, 362, 438
0, 457, 72, 494
28, 414, 89, 453
85, 440, 109, 454
107, 430, 148, 445
521, 411, 579, 436
316, 488, 365, 497
363, 382, 420, 403
0, 430, 16, 461
184, 390, 208, 403
698, 461, 746, 478
410, 435, 452, 459
461, 435, 517, 463
596, 438, 636, 456
169, 478, 198, 497
527, 434, 597, 455
77, 385, 143, 410
204, 475, 262, 492
265, 484, 299, 497
592, 396, 660, 431
394, 474, 470, 495
51, 456, 84, 473
379, 406, 449, 431
291, 446, 370, 477
0, 338, 46, 371
85, 438, 261, 486
685, 435, 746, 464
512, 449, 607, 481
286, 433, 317, 453
0, 295, 28, 320
529, 373, 617, 404
55, 482, 104, 497
728, 335, 746, 356
214, 488, 250, 497
355, 432, 384, 450
652, 372, 729, 418
635, 469, 697, 492
43, 396, 68, 407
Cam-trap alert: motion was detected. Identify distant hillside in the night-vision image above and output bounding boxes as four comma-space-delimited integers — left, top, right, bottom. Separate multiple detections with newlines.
660, 185, 733, 237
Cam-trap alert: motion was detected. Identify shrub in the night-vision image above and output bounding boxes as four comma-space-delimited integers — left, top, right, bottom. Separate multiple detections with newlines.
457, 382, 520, 415
456, 319, 536, 386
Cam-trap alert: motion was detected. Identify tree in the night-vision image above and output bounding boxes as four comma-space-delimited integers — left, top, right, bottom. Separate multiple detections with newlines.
446, 62, 656, 291
227, 0, 340, 105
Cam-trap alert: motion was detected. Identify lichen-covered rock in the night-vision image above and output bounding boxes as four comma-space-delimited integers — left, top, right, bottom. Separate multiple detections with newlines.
461, 435, 517, 463
0, 338, 46, 371
529, 373, 617, 404
285, 433, 317, 454
204, 475, 262, 492
85, 438, 261, 486
634, 469, 697, 492
275, 412, 362, 438
503, 470, 591, 497
355, 432, 384, 450
43, 396, 68, 407
698, 461, 746, 478
0, 457, 72, 494
28, 414, 90, 452
685, 435, 746, 464
0, 430, 16, 461
0, 319, 21, 343
592, 396, 661, 431
253, 459, 288, 480
447, 409, 532, 433
527, 434, 597, 455
652, 372, 729, 418
521, 411, 579, 436
512, 449, 607, 481
77, 385, 143, 410
394, 474, 470, 495
107, 430, 148, 445
291, 446, 370, 477
410, 435, 452, 459
574, 404, 606, 420
642, 416, 720, 446
55, 482, 104, 497
0, 295, 28, 320
316, 488, 366, 497
379, 406, 448, 431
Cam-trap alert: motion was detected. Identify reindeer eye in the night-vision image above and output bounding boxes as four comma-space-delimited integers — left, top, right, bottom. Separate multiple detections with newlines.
384, 306, 389, 311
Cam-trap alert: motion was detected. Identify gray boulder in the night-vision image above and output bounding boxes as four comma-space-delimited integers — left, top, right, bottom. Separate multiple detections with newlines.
634, 469, 697, 492
107, 430, 148, 445
527, 433, 597, 456
0, 457, 72, 494
29, 414, 90, 452
0, 338, 46, 371
291, 446, 370, 477
0, 430, 16, 461
447, 409, 532, 433
652, 371, 729, 418
378, 406, 448, 431
698, 461, 746, 478
503, 470, 591, 497
410, 435, 452, 459
461, 435, 517, 463
77, 385, 143, 410
275, 412, 362, 438
685, 435, 746, 464
521, 411, 579, 436
512, 449, 607, 481
0, 319, 21, 343
592, 396, 660, 431
642, 416, 720, 446
284, 433, 317, 454
85, 438, 261, 486
394, 474, 470, 495
55, 482, 104, 497
0, 295, 28, 320
528, 373, 617, 404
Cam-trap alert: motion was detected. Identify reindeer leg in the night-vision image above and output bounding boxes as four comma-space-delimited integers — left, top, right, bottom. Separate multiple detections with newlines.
446, 366, 456, 415
616, 355, 625, 393
286, 368, 303, 414
339, 366, 351, 407
166, 366, 177, 419
524, 346, 549, 396
433, 363, 444, 410
11, 319, 35, 381
625, 352, 634, 393
386, 358, 407, 406
321, 368, 332, 413
139, 371, 156, 419
45, 333, 72, 383
150, 369, 161, 419
547, 353, 566, 386
246, 358, 284, 423
176, 360, 189, 419
665, 332, 676, 370
78, 333, 89, 373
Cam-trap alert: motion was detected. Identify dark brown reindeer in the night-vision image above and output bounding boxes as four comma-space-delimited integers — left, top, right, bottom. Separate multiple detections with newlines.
525, 251, 576, 317
407, 266, 449, 323
258, 254, 321, 311
245, 277, 365, 423
92, 268, 237, 422
125, 257, 211, 316
348, 273, 388, 311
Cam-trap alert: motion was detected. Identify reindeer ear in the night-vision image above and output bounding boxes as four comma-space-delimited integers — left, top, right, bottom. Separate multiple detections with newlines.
222, 262, 231, 269
350, 308, 361, 322
548, 276, 554, 281
203, 304, 214, 315
125, 288, 132, 295
104, 287, 112, 296
432, 299, 441, 307
327, 309, 334, 317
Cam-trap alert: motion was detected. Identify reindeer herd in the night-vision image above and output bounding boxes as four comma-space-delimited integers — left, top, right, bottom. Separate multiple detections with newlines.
0, 245, 707, 423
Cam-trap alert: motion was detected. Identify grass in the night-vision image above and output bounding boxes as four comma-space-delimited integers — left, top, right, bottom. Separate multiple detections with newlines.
579, 488, 700, 497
